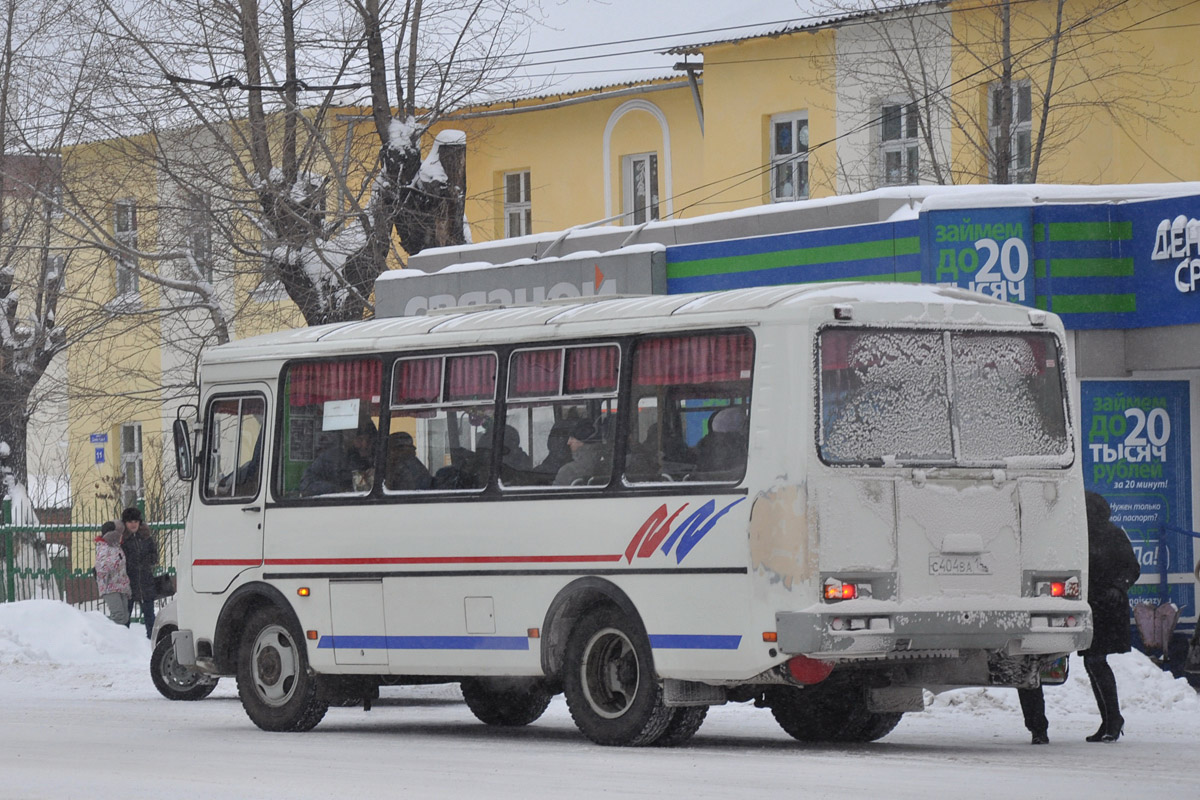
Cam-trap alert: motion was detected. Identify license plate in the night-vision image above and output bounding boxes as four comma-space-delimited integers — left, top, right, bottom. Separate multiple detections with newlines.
928, 554, 990, 575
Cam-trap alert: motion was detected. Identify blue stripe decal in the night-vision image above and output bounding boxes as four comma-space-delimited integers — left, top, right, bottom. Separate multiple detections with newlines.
648, 634, 742, 650
318, 635, 530, 651
318, 634, 740, 651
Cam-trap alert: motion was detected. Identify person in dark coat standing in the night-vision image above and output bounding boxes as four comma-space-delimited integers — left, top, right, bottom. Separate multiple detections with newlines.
1079, 490, 1141, 742
120, 506, 160, 639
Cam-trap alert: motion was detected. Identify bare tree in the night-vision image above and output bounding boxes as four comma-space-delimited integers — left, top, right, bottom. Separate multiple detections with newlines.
97, 0, 536, 328
816, 0, 1180, 191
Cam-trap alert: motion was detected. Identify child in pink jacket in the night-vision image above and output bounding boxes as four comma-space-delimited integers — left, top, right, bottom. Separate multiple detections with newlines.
95, 521, 131, 626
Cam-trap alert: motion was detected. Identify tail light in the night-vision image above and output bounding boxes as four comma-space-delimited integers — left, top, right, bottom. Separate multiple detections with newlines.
1035, 576, 1081, 599
823, 577, 867, 601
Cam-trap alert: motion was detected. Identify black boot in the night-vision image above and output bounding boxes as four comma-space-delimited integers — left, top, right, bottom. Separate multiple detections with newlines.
1084, 656, 1124, 742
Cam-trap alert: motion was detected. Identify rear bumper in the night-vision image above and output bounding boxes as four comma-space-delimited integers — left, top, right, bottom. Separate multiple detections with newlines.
776, 605, 1092, 658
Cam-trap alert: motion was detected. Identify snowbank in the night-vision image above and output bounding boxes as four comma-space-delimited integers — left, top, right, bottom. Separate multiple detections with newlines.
0, 599, 151, 665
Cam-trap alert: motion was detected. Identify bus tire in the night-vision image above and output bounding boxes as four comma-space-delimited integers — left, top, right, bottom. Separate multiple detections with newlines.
563, 606, 672, 746
651, 706, 708, 747
151, 635, 217, 701
766, 683, 902, 743
236, 606, 329, 732
460, 677, 554, 726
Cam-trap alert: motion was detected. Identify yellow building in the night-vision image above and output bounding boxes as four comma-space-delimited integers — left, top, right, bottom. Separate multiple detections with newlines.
30, 0, 1200, 518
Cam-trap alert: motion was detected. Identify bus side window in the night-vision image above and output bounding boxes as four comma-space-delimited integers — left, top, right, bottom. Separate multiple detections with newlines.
279, 358, 382, 498
502, 344, 619, 491
202, 395, 265, 502
390, 352, 496, 493
624, 332, 754, 484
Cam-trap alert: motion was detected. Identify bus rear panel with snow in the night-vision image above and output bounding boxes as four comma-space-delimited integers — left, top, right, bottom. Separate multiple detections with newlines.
171, 282, 1090, 744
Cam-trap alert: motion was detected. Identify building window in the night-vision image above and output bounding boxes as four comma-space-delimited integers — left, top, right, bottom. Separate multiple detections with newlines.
503, 171, 531, 238
622, 153, 659, 225
186, 192, 213, 281
120, 422, 144, 508
771, 113, 809, 201
880, 102, 920, 186
114, 200, 138, 296
990, 82, 1032, 183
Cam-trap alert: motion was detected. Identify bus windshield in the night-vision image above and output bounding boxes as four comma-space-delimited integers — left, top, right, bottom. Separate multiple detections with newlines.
819, 328, 1070, 467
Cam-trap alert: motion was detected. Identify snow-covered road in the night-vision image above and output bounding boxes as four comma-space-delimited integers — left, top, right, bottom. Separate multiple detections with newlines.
2, 601, 1197, 800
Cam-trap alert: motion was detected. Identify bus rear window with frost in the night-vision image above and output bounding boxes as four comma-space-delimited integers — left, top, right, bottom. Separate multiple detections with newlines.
819, 330, 951, 464
819, 329, 1069, 467
951, 333, 1069, 463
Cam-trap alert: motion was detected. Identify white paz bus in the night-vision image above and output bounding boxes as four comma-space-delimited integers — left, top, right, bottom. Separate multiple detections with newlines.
170, 282, 1091, 745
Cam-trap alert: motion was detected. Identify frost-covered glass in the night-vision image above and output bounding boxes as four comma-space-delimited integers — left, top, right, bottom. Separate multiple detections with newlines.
951, 333, 1068, 462
820, 331, 951, 464
819, 329, 1069, 466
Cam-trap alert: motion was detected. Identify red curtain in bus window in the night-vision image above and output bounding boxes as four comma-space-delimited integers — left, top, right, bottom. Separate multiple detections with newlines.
633, 333, 753, 385
393, 358, 442, 404
446, 353, 496, 401
565, 345, 619, 394
820, 330, 854, 372
288, 359, 381, 406
508, 349, 561, 398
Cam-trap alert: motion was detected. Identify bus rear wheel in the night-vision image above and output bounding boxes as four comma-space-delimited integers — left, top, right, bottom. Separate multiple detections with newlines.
766, 681, 902, 743
563, 606, 672, 746
651, 706, 708, 746
236, 606, 329, 732
461, 677, 554, 726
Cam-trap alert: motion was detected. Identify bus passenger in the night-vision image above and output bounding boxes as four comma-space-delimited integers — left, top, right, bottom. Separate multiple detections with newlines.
385, 432, 432, 491
299, 420, 376, 495
554, 420, 611, 486
535, 419, 576, 477
480, 424, 533, 471
694, 407, 748, 474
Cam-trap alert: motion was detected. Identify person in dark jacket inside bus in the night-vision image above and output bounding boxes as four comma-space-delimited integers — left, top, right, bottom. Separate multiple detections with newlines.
299, 421, 377, 495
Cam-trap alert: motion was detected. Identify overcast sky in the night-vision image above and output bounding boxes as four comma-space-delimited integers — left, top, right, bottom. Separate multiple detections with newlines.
519, 0, 824, 94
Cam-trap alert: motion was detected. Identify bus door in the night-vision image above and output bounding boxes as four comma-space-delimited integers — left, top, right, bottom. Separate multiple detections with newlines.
193, 386, 270, 593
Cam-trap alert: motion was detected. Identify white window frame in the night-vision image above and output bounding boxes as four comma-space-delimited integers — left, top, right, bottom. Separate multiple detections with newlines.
989, 81, 1033, 183
120, 422, 144, 508
503, 171, 531, 238
770, 112, 809, 202
621, 153, 660, 225
879, 101, 920, 187
114, 200, 139, 297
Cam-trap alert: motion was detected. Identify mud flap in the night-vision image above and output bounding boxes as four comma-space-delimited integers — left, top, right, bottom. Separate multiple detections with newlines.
868, 686, 924, 713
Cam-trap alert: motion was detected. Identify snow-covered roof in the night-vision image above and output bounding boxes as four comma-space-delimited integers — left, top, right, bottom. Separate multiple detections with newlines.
202, 280, 1034, 369
660, 3, 943, 55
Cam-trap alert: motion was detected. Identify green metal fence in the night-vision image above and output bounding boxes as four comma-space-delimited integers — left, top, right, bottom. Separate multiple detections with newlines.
0, 497, 186, 623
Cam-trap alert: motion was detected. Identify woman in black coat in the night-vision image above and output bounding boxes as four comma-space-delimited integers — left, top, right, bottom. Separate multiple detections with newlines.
1080, 491, 1141, 742
120, 506, 160, 639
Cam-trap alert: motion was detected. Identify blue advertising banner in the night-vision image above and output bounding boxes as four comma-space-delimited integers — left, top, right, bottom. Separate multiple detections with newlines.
1081, 380, 1194, 624
1122, 194, 1200, 327
920, 206, 1036, 305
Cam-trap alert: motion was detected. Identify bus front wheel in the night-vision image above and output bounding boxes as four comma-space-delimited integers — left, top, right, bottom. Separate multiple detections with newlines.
236, 606, 329, 732
562, 606, 672, 746
461, 677, 554, 726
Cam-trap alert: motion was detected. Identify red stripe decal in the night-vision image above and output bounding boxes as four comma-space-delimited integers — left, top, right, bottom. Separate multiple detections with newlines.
264, 554, 623, 566
194, 554, 622, 567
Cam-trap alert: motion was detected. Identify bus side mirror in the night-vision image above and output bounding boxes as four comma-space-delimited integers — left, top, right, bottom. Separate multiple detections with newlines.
173, 418, 196, 482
